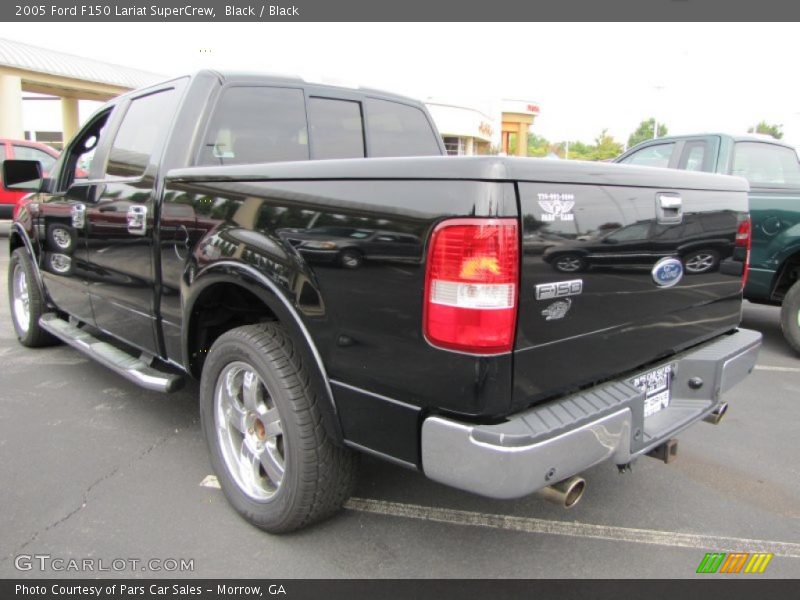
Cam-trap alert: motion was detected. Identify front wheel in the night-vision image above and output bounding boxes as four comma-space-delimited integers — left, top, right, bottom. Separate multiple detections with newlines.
780, 279, 800, 355
7, 248, 57, 347
339, 249, 363, 269
200, 323, 358, 533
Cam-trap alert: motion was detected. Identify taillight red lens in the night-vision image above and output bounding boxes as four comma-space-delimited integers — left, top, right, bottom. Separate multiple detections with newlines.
736, 217, 752, 288
423, 218, 519, 354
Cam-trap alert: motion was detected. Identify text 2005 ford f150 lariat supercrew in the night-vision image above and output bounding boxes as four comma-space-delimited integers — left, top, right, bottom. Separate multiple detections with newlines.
4, 71, 761, 533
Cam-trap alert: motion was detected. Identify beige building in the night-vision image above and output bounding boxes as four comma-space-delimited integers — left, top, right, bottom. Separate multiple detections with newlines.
426, 98, 540, 157
425, 100, 495, 156
0, 38, 161, 146
500, 99, 540, 157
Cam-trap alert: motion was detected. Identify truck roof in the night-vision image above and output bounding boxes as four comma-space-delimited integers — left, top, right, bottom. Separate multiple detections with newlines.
126, 69, 424, 106
635, 132, 795, 149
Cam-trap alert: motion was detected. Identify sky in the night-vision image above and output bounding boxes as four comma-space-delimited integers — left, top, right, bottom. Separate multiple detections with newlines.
5, 22, 800, 146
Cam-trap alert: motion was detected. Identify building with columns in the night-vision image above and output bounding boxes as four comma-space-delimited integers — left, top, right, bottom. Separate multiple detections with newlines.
425, 100, 496, 156
500, 99, 540, 156
0, 38, 161, 147
425, 97, 540, 157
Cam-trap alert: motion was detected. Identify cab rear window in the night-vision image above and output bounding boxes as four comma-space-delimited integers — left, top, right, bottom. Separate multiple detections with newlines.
733, 142, 800, 186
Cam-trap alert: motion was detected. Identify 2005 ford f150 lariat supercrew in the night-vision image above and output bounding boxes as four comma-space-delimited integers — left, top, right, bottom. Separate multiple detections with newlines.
4, 71, 761, 533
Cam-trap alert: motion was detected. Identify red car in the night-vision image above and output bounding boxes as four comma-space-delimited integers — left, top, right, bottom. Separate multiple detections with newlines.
0, 139, 60, 219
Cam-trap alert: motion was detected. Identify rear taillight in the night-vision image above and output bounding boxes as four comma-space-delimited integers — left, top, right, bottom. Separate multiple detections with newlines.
736, 217, 752, 288
423, 218, 519, 354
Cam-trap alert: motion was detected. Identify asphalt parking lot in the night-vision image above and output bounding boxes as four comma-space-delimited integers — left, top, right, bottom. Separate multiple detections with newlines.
0, 234, 798, 579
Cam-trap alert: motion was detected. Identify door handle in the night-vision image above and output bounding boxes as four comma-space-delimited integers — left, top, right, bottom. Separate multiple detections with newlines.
126, 205, 148, 236
656, 193, 683, 225
71, 203, 86, 229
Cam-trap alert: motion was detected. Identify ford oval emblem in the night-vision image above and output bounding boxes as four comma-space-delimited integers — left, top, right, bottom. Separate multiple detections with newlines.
652, 257, 683, 288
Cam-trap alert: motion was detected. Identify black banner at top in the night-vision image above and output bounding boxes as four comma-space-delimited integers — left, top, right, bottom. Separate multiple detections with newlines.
3, 0, 800, 22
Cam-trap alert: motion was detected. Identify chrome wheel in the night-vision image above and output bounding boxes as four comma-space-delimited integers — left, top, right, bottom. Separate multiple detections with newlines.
684, 253, 716, 273
555, 256, 583, 272
51, 228, 72, 250
214, 361, 285, 501
340, 250, 362, 269
11, 264, 30, 334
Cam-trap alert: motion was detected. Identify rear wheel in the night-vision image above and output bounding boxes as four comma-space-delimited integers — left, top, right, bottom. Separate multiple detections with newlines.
7, 249, 57, 347
780, 279, 800, 355
683, 250, 720, 274
200, 322, 358, 533
553, 254, 586, 273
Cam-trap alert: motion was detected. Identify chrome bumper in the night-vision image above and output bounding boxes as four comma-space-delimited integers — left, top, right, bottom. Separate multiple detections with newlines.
421, 328, 762, 499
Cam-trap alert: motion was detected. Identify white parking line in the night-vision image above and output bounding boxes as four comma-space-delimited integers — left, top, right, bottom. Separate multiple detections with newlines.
200, 475, 221, 489
754, 365, 800, 373
344, 497, 800, 558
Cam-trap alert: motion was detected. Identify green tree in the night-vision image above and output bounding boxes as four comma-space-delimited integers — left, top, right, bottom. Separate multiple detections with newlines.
527, 133, 551, 157
747, 120, 783, 139
627, 118, 668, 149
592, 129, 624, 161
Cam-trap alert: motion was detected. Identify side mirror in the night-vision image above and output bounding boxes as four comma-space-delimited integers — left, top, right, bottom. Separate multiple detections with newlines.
2, 160, 43, 192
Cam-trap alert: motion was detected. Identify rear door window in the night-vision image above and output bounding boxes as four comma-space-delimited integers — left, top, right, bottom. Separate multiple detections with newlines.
366, 98, 441, 157
678, 140, 709, 172
307, 97, 365, 159
733, 142, 800, 186
198, 86, 309, 166
620, 143, 675, 168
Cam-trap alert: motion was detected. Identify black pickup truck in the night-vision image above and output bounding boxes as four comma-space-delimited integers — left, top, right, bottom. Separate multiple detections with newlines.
4, 71, 761, 533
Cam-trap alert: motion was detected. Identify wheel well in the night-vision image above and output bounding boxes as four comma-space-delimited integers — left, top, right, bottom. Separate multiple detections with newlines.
772, 252, 800, 303
9, 230, 24, 253
188, 282, 277, 378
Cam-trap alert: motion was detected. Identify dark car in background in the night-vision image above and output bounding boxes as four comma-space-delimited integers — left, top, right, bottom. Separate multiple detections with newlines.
543, 212, 738, 274
0, 139, 59, 219
278, 225, 422, 268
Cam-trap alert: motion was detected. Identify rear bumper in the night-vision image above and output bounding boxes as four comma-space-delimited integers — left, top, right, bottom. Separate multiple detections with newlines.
421, 328, 762, 499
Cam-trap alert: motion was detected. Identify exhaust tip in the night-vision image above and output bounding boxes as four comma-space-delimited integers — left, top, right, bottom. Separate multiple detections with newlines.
537, 475, 587, 509
563, 477, 586, 509
703, 402, 728, 425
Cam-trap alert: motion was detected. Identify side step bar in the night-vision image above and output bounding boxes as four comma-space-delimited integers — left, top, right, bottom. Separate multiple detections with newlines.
39, 314, 184, 393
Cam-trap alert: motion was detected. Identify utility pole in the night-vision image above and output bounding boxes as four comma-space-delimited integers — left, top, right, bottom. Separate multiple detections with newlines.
653, 85, 665, 139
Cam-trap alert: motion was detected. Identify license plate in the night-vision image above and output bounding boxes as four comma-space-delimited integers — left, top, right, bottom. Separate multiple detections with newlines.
631, 364, 674, 418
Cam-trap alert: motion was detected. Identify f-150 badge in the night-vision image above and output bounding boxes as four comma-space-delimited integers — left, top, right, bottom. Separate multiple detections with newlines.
538, 193, 575, 222
542, 298, 572, 321
535, 279, 583, 301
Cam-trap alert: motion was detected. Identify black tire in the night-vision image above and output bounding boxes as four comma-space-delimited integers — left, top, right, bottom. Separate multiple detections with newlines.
200, 322, 358, 533
44, 252, 75, 277
683, 249, 720, 274
552, 253, 586, 273
7, 248, 58, 347
780, 279, 800, 355
338, 249, 363, 269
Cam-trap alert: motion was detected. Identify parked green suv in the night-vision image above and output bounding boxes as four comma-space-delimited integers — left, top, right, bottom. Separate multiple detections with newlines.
616, 134, 800, 353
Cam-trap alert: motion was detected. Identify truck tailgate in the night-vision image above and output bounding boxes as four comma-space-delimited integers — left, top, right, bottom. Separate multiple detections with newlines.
512, 174, 749, 410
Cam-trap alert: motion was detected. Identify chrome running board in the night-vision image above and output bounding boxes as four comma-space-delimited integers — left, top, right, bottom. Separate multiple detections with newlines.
39, 314, 184, 393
